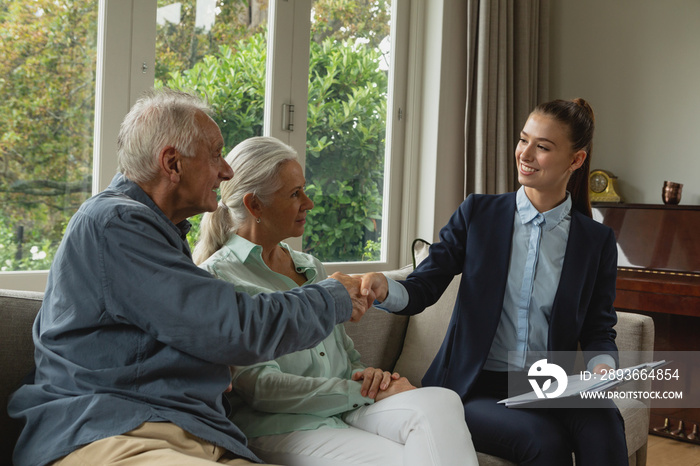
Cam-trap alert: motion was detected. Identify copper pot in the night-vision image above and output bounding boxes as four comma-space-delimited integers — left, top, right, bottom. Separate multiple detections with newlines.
662, 181, 683, 205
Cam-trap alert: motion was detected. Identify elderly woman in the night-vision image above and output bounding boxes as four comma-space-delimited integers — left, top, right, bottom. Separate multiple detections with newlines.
194, 136, 478, 466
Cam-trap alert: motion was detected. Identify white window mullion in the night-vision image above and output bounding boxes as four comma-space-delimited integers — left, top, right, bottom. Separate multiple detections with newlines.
265, 0, 312, 251
398, 0, 425, 267
93, 0, 157, 193
383, 0, 410, 268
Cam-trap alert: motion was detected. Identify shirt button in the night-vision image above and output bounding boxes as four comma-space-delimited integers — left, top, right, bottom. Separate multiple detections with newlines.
297, 267, 302, 272
319, 352, 326, 356
364, 403, 370, 406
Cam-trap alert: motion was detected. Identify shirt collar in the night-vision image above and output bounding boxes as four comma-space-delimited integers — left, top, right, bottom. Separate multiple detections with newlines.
109, 173, 191, 240
226, 234, 263, 264
225, 234, 316, 273
516, 186, 571, 232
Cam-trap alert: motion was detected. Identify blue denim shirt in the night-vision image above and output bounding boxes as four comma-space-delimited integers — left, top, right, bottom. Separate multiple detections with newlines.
8, 173, 351, 466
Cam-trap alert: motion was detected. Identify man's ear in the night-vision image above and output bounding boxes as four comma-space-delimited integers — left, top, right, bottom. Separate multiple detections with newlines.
243, 192, 263, 218
160, 147, 182, 183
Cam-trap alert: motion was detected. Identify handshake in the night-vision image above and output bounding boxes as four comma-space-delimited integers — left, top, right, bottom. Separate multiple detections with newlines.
330, 272, 389, 323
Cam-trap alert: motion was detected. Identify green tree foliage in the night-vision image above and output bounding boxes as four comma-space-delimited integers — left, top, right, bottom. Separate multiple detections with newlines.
159, 39, 267, 152
156, 0, 267, 79
305, 0, 390, 261
304, 38, 386, 261
0, 0, 97, 270
311, 0, 390, 48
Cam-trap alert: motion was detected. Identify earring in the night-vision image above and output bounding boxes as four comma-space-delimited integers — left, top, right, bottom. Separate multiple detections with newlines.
256, 217, 261, 224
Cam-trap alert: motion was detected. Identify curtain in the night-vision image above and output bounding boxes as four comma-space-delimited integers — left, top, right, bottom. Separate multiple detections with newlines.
464, 0, 550, 197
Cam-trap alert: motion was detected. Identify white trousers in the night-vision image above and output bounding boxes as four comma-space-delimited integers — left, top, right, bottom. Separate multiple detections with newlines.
247, 386, 478, 466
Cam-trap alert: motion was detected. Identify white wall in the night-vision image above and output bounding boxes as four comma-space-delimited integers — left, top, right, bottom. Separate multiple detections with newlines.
550, 0, 700, 205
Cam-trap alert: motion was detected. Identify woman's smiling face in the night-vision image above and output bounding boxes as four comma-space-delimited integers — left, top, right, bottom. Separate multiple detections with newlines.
515, 112, 584, 201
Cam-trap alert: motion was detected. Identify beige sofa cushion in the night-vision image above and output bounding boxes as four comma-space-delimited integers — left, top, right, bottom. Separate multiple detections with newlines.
392, 275, 461, 386
392, 238, 460, 386
343, 306, 409, 371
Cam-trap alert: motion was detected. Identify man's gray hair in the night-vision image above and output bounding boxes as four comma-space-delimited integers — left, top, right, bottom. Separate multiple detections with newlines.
117, 88, 212, 183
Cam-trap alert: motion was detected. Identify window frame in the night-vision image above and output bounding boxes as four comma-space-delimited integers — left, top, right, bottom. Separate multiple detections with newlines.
266, 0, 410, 274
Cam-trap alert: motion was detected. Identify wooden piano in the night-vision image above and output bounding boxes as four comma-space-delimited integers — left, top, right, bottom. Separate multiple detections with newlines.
592, 203, 700, 442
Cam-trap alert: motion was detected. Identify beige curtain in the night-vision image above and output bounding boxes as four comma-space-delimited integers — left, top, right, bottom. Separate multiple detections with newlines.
464, 0, 550, 197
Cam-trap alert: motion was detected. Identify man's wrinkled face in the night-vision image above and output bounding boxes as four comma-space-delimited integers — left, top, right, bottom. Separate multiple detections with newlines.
177, 113, 233, 219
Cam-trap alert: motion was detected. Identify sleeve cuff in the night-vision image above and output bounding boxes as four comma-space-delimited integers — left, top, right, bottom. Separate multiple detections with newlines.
317, 278, 353, 324
374, 277, 409, 313
587, 354, 617, 372
347, 384, 375, 410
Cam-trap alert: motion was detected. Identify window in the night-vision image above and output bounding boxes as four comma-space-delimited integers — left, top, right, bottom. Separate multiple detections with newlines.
0, 1, 97, 273
302, 0, 393, 263
1, 0, 410, 290
266, 0, 408, 272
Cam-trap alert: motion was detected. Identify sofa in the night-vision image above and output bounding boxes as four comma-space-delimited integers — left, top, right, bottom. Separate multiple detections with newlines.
2, 261, 654, 465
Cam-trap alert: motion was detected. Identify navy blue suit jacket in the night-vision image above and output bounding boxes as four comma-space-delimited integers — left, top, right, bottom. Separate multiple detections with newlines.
397, 192, 619, 400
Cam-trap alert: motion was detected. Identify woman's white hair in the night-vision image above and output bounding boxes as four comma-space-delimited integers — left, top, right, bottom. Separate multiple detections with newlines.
192, 136, 299, 265
117, 88, 212, 183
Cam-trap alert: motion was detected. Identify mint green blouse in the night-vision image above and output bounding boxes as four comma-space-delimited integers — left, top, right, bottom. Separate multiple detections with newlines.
199, 234, 374, 438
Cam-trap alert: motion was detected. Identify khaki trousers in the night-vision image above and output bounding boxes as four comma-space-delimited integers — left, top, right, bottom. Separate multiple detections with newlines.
51, 422, 278, 465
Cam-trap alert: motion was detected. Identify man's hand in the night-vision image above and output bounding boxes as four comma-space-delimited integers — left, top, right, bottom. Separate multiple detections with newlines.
358, 272, 389, 303
330, 272, 373, 322
374, 376, 416, 402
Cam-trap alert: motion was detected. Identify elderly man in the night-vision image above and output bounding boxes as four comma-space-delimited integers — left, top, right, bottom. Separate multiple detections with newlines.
8, 88, 371, 466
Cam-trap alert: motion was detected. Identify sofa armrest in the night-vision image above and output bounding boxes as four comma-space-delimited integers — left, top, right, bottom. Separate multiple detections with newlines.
1, 289, 44, 466
614, 311, 655, 353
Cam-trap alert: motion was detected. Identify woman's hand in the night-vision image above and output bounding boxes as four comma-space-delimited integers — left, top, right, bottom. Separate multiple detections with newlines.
358, 272, 389, 303
593, 363, 614, 375
374, 376, 417, 402
352, 367, 400, 399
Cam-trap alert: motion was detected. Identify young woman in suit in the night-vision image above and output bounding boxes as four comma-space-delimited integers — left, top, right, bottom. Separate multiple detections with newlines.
363, 99, 628, 465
